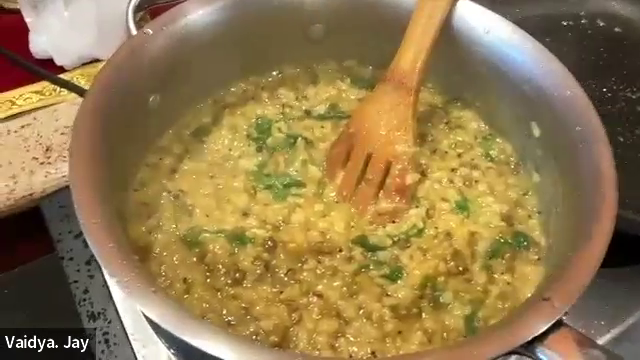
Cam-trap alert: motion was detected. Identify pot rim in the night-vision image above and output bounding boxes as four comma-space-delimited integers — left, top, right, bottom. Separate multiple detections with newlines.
69, 0, 618, 359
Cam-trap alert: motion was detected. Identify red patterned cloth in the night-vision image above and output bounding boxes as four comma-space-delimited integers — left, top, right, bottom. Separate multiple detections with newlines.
0, 3, 180, 93
0, 3, 180, 272
0, 209, 55, 273
0, 10, 65, 93
0, 5, 182, 274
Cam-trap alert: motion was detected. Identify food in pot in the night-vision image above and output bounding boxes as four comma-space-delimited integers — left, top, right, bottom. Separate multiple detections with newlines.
125, 62, 546, 358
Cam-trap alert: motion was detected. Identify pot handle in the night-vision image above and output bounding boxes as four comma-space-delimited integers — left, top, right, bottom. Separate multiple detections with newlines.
516, 322, 623, 360
126, 0, 183, 36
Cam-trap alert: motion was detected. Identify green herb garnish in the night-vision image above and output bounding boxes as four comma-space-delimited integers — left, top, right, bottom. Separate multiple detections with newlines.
383, 265, 406, 283
252, 170, 306, 201
351, 234, 387, 252
480, 134, 498, 162
225, 227, 254, 246
305, 103, 350, 120
390, 224, 425, 244
486, 230, 534, 260
181, 226, 207, 249
511, 230, 532, 250
181, 226, 254, 249
464, 308, 480, 336
181, 226, 226, 249
454, 195, 471, 218
247, 116, 275, 152
248, 115, 312, 153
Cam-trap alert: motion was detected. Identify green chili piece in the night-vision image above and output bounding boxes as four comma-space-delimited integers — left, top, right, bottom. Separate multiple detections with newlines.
351, 234, 387, 252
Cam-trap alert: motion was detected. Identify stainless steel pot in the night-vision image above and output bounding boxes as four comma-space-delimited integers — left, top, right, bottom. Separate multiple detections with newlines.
69, 0, 619, 358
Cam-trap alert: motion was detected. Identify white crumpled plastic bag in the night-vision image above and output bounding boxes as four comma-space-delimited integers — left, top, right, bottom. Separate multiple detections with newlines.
18, 0, 130, 69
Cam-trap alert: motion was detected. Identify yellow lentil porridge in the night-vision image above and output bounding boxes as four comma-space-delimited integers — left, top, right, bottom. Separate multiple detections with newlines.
125, 62, 545, 358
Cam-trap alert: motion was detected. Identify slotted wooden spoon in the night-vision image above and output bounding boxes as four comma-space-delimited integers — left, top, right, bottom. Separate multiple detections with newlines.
326, 0, 456, 221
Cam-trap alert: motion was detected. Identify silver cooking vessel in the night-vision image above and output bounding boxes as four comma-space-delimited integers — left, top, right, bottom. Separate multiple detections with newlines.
70, 0, 619, 358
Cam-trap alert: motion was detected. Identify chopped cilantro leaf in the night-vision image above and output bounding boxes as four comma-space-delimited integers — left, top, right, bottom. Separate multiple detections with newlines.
390, 224, 425, 244
225, 228, 254, 246
480, 134, 498, 162
252, 169, 306, 201
181, 226, 234, 249
511, 230, 532, 250
247, 116, 275, 152
464, 308, 480, 336
486, 230, 534, 260
383, 265, 405, 283
454, 195, 471, 218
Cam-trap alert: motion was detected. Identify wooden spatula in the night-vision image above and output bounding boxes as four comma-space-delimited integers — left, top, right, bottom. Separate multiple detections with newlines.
326, 0, 456, 221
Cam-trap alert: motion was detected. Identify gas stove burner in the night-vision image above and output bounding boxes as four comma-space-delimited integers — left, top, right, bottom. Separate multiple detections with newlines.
145, 316, 217, 360
601, 231, 640, 268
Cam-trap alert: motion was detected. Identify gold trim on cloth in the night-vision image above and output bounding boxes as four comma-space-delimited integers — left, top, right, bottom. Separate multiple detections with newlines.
0, 61, 104, 120
0, 0, 19, 10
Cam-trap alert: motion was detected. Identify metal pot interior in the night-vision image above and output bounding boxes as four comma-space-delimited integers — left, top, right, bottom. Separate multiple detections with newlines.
70, 0, 617, 358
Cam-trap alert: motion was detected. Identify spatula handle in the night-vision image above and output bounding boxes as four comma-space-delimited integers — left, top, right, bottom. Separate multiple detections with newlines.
387, 0, 456, 91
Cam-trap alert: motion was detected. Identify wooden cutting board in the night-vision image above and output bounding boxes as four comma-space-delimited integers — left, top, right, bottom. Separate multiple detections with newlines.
0, 61, 102, 217
0, 100, 80, 217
